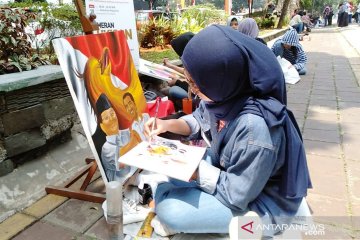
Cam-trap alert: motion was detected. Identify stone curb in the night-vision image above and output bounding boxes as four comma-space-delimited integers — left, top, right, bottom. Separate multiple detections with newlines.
260, 27, 289, 43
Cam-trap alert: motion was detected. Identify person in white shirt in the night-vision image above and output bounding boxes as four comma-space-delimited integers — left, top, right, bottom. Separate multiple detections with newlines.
289, 12, 303, 33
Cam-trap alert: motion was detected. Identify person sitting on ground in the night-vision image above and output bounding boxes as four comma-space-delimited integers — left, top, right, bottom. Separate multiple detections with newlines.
227, 16, 240, 30
271, 28, 308, 75
162, 32, 195, 110
144, 25, 312, 238
289, 10, 304, 33
291, 9, 298, 18
301, 11, 312, 31
237, 18, 267, 45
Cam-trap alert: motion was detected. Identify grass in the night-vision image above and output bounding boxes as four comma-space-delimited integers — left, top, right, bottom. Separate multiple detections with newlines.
139, 48, 179, 63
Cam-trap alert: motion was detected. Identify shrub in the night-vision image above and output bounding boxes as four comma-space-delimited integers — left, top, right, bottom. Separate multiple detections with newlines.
255, 16, 276, 29
181, 4, 225, 27
138, 17, 176, 48
138, 4, 225, 49
0, 7, 49, 74
1, 2, 82, 73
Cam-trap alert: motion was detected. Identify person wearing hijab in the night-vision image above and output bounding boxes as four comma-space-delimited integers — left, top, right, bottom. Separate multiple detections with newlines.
271, 28, 308, 75
238, 18, 267, 45
144, 25, 311, 238
226, 16, 240, 30
162, 32, 194, 108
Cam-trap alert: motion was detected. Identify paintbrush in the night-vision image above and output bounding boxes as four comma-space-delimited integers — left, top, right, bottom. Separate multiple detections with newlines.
149, 97, 161, 143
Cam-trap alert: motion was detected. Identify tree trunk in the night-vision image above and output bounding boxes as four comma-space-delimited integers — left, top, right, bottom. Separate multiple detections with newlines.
277, 0, 291, 28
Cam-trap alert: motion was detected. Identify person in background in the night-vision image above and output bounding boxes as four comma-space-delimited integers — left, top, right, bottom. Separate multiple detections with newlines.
323, 5, 330, 26
289, 10, 304, 33
347, 1, 353, 23
338, 3, 349, 27
162, 32, 194, 110
144, 25, 311, 238
267, 1, 276, 14
227, 16, 240, 30
301, 11, 313, 31
328, 6, 334, 25
238, 18, 267, 45
271, 28, 308, 75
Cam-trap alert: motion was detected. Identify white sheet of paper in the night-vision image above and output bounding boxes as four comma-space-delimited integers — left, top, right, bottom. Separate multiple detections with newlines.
139, 58, 185, 82
118, 136, 206, 182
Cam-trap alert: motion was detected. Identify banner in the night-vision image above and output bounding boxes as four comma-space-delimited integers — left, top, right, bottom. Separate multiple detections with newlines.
85, 0, 140, 69
53, 31, 149, 184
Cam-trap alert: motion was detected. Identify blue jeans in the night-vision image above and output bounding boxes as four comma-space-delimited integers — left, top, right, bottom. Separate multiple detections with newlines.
291, 22, 303, 33
154, 178, 246, 233
169, 86, 188, 100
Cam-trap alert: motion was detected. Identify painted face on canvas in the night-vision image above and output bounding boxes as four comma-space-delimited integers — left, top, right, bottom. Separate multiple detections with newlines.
100, 107, 119, 135
123, 94, 138, 119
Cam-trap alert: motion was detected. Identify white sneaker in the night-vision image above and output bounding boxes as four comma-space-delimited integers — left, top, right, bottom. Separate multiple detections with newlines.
151, 215, 177, 237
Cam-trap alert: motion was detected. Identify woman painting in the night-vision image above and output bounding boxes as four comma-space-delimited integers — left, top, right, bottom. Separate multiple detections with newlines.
144, 25, 312, 238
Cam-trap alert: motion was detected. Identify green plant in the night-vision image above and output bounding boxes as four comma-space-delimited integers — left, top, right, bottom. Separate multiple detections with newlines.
255, 17, 276, 29
138, 17, 177, 48
5, 2, 82, 66
181, 4, 225, 27
0, 7, 49, 74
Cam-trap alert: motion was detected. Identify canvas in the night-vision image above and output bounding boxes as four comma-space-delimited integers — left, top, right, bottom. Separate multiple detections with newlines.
119, 136, 206, 182
53, 30, 149, 184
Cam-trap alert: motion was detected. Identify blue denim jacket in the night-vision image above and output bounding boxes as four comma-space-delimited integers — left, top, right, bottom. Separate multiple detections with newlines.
181, 104, 302, 226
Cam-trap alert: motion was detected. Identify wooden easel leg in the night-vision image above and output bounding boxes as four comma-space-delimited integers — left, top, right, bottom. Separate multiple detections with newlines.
45, 158, 105, 203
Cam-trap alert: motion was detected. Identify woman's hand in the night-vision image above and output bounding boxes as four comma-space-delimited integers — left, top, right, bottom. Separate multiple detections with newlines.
163, 58, 170, 67
144, 117, 168, 139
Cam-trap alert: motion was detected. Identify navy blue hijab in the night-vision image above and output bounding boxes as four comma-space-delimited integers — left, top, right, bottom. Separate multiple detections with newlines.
182, 25, 311, 199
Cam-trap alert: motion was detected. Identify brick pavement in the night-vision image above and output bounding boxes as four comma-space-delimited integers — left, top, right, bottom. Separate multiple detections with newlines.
1, 26, 360, 240
287, 25, 360, 239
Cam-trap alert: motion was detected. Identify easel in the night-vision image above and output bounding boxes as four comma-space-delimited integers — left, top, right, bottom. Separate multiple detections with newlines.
46, 158, 105, 203
45, 0, 103, 203
73, 0, 99, 35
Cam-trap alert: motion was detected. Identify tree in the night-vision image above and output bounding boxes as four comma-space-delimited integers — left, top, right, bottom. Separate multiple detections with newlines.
276, 0, 291, 28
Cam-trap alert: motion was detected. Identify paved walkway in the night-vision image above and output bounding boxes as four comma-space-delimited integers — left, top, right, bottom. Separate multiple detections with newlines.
1, 25, 360, 240
291, 24, 360, 239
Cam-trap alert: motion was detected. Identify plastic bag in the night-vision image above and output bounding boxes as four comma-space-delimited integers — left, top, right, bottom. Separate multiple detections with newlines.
147, 97, 175, 118
277, 56, 301, 84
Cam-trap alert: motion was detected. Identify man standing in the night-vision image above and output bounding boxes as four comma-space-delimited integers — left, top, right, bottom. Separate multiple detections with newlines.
323, 5, 330, 26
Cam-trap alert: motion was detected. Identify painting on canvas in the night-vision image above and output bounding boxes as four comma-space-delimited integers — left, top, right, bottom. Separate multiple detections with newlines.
53, 31, 149, 184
